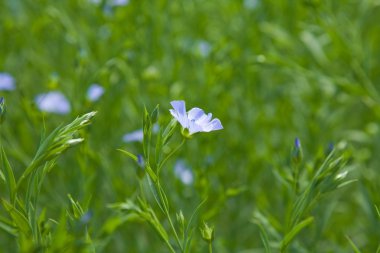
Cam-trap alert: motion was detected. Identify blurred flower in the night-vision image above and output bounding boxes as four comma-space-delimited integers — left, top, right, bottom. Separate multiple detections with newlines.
111, 0, 129, 6
80, 210, 93, 224
87, 84, 104, 102
123, 129, 143, 143
243, 0, 259, 10
88, 0, 101, 4
142, 65, 160, 81
197, 40, 212, 58
35, 91, 71, 114
170, 100, 223, 136
174, 160, 194, 185
0, 73, 15, 91
123, 124, 159, 143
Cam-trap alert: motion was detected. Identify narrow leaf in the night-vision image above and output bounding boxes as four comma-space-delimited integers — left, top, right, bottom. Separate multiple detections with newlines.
117, 149, 138, 162
256, 222, 272, 253
346, 235, 362, 253
281, 216, 314, 250
2, 199, 31, 236
0, 215, 18, 236
1, 148, 17, 203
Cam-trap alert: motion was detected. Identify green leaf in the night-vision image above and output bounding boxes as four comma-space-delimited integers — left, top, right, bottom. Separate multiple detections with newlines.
281, 216, 314, 250
67, 194, 84, 219
1, 147, 17, 203
1, 199, 31, 236
155, 126, 164, 166
162, 119, 177, 146
142, 107, 151, 159
184, 198, 207, 250
117, 149, 138, 162
256, 222, 272, 253
146, 176, 164, 213
0, 215, 18, 236
151, 104, 159, 124
375, 205, 380, 219
346, 235, 362, 253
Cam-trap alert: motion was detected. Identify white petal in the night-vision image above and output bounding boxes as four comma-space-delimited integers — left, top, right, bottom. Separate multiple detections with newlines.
188, 107, 205, 121
196, 113, 212, 127
170, 100, 188, 128
202, 118, 223, 132
188, 120, 203, 134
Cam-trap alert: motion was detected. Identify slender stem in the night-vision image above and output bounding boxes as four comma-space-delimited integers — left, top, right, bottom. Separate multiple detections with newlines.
208, 242, 213, 253
292, 164, 300, 195
157, 138, 186, 174
165, 208, 183, 252
157, 181, 183, 252
165, 239, 177, 253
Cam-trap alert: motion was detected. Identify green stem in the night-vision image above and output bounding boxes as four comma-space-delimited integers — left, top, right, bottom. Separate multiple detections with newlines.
157, 138, 186, 174
208, 242, 213, 253
165, 239, 177, 253
139, 179, 146, 202
292, 164, 300, 195
165, 209, 183, 252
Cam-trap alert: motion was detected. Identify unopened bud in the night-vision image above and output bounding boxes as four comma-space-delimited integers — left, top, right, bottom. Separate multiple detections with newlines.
136, 154, 145, 179
176, 210, 185, 227
200, 222, 214, 243
0, 97, 6, 124
291, 137, 303, 165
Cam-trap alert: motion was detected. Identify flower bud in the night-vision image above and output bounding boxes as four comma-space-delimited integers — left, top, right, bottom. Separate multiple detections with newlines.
200, 222, 214, 243
176, 210, 185, 227
0, 97, 6, 124
136, 154, 146, 179
291, 137, 303, 165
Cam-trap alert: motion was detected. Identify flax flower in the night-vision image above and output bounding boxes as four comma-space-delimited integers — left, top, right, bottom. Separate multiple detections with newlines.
169, 100, 223, 135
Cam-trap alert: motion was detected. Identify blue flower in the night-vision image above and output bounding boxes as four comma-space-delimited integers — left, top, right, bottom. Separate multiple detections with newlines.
0, 73, 15, 91
87, 84, 104, 102
174, 160, 194, 185
123, 124, 159, 143
35, 91, 71, 114
243, 0, 259, 10
169, 100, 223, 135
111, 0, 129, 6
122, 129, 144, 143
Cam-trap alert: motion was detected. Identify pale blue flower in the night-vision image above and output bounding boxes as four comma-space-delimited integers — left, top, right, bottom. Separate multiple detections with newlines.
87, 84, 104, 102
123, 129, 143, 143
174, 160, 194, 185
197, 40, 212, 58
170, 100, 223, 135
112, 0, 129, 6
243, 0, 259, 10
0, 73, 15, 91
35, 91, 71, 114
123, 124, 159, 143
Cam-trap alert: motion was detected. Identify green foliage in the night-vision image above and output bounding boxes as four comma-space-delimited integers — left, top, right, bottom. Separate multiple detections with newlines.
1, 0, 380, 252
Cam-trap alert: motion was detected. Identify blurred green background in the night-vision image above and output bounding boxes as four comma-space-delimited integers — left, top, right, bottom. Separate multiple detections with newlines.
1, 0, 380, 252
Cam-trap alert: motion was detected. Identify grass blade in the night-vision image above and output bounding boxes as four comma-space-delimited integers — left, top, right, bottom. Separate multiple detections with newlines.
1, 147, 17, 203
281, 216, 314, 251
